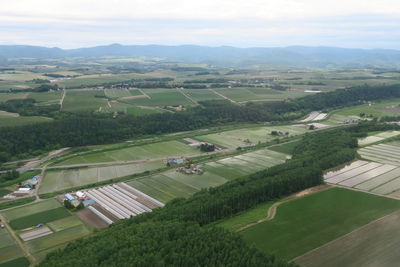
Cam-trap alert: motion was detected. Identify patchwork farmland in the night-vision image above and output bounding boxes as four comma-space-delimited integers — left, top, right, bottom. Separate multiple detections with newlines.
197, 125, 310, 148
325, 142, 400, 198
127, 148, 287, 203
358, 131, 400, 146
239, 187, 400, 260
54, 140, 201, 165
0, 225, 27, 266
0, 199, 91, 262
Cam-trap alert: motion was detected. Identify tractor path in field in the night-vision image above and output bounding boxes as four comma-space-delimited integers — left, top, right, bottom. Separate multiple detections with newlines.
176, 88, 197, 104
34, 165, 48, 200
210, 89, 237, 103
138, 89, 151, 99
237, 185, 331, 232
0, 213, 36, 265
59, 89, 66, 110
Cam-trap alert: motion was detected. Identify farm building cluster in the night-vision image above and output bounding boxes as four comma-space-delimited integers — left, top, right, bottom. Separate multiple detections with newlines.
63, 182, 164, 226
176, 164, 204, 175
3, 175, 41, 199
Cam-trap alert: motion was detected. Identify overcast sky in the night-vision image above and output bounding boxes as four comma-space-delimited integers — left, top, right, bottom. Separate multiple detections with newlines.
1, 0, 399, 49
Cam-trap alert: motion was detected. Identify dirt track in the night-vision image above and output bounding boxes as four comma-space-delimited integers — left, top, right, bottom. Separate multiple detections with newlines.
237, 184, 331, 232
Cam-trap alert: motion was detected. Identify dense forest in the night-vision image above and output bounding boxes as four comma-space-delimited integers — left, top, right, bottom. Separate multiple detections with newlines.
39, 122, 394, 265
40, 221, 294, 267
1, 84, 399, 162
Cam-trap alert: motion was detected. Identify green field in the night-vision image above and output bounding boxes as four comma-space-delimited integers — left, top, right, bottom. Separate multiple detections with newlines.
2, 199, 61, 221
121, 89, 193, 106
62, 90, 107, 111
216, 201, 274, 231
184, 89, 222, 101
240, 187, 400, 260
197, 125, 308, 148
295, 210, 400, 267
1, 198, 91, 262
55, 140, 200, 165
40, 161, 164, 194
27, 91, 62, 105
268, 140, 300, 154
334, 98, 400, 118
9, 207, 70, 230
0, 115, 53, 127
0, 257, 30, 267
0, 228, 25, 264
127, 148, 287, 203
104, 88, 132, 99
358, 131, 400, 146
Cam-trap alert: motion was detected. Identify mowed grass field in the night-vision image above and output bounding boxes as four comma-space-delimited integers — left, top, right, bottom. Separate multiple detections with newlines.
295, 209, 400, 267
40, 161, 164, 194
239, 187, 400, 260
55, 140, 200, 165
197, 125, 309, 148
127, 148, 287, 203
0, 199, 91, 262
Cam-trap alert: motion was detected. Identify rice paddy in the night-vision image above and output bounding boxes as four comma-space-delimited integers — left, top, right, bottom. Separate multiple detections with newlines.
127, 148, 287, 203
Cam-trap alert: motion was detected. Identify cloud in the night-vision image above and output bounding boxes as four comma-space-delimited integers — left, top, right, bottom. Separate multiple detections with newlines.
0, 0, 399, 49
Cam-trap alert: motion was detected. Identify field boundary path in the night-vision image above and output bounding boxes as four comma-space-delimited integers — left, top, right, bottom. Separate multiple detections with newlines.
237, 185, 331, 232
0, 213, 36, 265
138, 89, 151, 99
176, 88, 197, 104
210, 89, 237, 103
59, 88, 66, 110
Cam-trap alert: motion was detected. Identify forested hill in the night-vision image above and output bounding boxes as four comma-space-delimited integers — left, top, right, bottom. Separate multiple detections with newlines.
1, 44, 400, 67
0, 84, 399, 162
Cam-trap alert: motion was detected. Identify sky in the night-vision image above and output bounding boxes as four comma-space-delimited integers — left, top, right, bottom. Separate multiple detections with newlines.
1, 0, 399, 49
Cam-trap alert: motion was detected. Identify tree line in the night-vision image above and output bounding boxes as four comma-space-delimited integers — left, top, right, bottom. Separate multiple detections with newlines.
1, 84, 400, 162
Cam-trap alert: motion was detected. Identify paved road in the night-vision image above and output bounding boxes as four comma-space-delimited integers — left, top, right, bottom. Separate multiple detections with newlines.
17, 148, 70, 173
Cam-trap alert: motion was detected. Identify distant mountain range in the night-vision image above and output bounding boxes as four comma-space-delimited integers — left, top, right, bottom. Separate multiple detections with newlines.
1, 44, 400, 68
